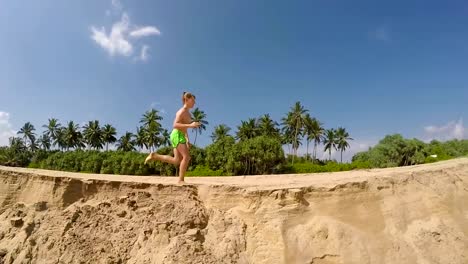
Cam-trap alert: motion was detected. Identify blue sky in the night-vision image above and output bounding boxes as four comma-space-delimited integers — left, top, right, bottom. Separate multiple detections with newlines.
1, 0, 467, 160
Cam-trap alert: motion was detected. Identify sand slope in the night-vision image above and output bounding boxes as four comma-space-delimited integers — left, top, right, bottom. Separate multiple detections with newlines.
0, 158, 467, 264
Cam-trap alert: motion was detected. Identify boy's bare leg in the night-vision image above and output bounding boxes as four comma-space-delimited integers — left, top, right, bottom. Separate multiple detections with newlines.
176, 144, 190, 184
145, 150, 180, 165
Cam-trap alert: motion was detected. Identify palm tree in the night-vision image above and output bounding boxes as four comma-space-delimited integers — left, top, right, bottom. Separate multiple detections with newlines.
282, 102, 308, 163
82, 120, 103, 150
37, 134, 51, 151
135, 126, 148, 151
191, 108, 208, 145
117, 132, 136, 151
303, 114, 314, 160
160, 129, 171, 147
102, 124, 117, 151
140, 109, 163, 151
258, 114, 280, 138
43, 118, 61, 149
323, 128, 337, 161
281, 128, 293, 155
290, 102, 308, 154
140, 109, 163, 128
55, 127, 67, 151
146, 122, 162, 152
211, 124, 231, 142
236, 118, 258, 141
63, 121, 81, 150
336, 127, 353, 163
9, 137, 27, 152
17, 122, 36, 150
308, 117, 325, 161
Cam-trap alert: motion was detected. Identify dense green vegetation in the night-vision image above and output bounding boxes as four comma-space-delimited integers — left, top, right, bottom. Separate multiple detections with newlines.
1, 102, 466, 176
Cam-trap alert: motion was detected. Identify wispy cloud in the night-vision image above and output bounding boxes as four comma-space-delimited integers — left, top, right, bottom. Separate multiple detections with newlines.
149, 102, 166, 115
91, 13, 133, 56
111, 0, 122, 11
139, 45, 150, 61
92, 1, 160, 61
150, 102, 167, 115
130, 27, 161, 38
106, 0, 123, 16
424, 118, 466, 141
150, 102, 160, 109
0, 111, 16, 146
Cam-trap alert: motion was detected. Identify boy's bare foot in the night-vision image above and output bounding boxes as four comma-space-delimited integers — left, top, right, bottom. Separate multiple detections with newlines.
177, 180, 186, 185
144, 153, 154, 164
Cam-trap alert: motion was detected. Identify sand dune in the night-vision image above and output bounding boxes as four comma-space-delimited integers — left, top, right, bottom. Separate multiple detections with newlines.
1, 158, 467, 263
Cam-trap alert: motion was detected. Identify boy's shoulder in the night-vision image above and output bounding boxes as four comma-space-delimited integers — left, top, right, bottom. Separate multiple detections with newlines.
176, 107, 189, 115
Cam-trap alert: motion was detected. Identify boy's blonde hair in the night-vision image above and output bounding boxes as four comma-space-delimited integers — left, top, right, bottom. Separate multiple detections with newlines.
182, 92, 196, 104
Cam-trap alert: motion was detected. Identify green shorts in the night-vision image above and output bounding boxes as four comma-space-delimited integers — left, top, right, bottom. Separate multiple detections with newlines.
170, 129, 186, 148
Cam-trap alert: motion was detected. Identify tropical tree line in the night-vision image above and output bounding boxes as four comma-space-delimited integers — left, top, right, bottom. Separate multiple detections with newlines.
211, 101, 353, 163
13, 109, 171, 153
0, 102, 364, 175
5, 102, 352, 162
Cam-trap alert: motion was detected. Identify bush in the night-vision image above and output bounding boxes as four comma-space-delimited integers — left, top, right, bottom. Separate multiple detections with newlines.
279, 160, 372, 174
186, 165, 225, 177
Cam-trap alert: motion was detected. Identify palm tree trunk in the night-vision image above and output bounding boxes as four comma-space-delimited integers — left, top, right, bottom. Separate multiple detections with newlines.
306, 140, 309, 160
340, 150, 343, 163
194, 131, 198, 145
329, 149, 331, 161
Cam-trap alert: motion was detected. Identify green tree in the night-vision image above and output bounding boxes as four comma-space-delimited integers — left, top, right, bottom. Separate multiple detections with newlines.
42, 118, 61, 149
282, 102, 308, 163
236, 118, 258, 141
63, 121, 83, 150
82, 120, 103, 150
191, 108, 209, 145
135, 126, 148, 151
140, 109, 163, 151
205, 135, 235, 171
117, 132, 136, 151
227, 136, 285, 175
258, 114, 280, 138
102, 124, 117, 151
160, 129, 171, 147
308, 117, 324, 161
17, 122, 36, 151
323, 128, 337, 161
211, 124, 232, 142
37, 134, 52, 151
336, 127, 353, 163
303, 114, 315, 160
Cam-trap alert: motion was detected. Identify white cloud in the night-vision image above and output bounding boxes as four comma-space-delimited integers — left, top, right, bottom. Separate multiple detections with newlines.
91, 13, 133, 56
0, 112, 16, 146
150, 101, 160, 109
106, 0, 123, 17
111, 0, 122, 11
424, 118, 466, 141
149, 102, 166, 115
139, 45, 150, 61
91, 3, 161, 61
130, 26, 161, 38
